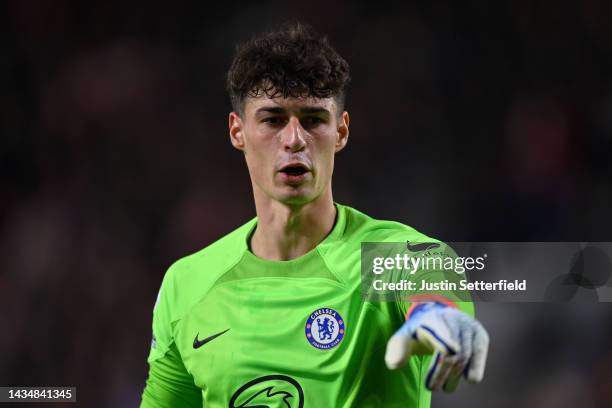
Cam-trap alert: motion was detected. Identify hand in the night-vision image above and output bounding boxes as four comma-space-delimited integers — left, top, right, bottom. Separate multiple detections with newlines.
384, 302, 489, 392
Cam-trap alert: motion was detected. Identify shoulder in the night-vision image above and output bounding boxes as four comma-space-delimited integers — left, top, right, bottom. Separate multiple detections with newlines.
148, 218, 256, 361
169, 218, 255, 282
317, 204, 443, 285
339, 204, 438, 244
158, 218, 256, 322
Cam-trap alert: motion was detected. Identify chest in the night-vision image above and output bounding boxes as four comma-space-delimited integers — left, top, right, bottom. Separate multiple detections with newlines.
176, 278, 395, 405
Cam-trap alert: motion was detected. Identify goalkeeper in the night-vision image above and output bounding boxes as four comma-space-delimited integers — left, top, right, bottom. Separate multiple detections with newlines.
140, 22, 489, 408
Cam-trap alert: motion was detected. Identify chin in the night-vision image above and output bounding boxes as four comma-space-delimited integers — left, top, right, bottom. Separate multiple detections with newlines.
275, 188, 317, 206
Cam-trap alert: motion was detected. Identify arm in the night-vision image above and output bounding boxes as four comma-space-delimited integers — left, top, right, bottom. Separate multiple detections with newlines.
141, 342, 202, 408
140, 268, 202, 407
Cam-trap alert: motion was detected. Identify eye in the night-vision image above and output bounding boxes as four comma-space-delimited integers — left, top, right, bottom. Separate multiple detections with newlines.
262, 117, 287, 127
301, 116, 324, 128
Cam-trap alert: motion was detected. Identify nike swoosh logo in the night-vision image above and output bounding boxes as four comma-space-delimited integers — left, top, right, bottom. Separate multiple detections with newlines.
193, 329, 230, 349
406, 242, 440, 252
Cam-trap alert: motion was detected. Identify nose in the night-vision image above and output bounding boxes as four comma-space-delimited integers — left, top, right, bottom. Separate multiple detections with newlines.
280, 117, 306, 152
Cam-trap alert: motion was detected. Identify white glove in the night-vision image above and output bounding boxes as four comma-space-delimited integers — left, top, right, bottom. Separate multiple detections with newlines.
385, 302, 489, 392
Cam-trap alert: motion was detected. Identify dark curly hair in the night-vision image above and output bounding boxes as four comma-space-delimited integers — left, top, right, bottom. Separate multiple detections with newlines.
226, 22, 350, 115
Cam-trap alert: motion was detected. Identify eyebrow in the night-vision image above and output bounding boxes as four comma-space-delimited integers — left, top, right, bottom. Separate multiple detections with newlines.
254, 106, 331, 116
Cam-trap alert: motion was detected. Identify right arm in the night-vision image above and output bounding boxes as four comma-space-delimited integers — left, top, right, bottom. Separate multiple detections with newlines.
141, 342, 202, 407
140, 269, 202, 408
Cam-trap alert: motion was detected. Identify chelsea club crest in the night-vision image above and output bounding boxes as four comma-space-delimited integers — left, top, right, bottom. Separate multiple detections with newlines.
305, 308, 345, 350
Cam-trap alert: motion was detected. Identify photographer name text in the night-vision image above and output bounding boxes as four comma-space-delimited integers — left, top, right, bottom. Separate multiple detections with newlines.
372, 278, 527, 292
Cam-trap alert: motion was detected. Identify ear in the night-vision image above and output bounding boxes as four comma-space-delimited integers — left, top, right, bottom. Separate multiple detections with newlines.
335, 111, 350, 152
229, 112, 245, 151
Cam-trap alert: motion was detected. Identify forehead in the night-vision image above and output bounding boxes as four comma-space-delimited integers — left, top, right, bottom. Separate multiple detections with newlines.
244, 95, 337, 116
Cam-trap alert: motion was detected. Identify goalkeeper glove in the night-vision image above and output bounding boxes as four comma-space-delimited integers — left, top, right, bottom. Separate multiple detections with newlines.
384, 301, 489, 392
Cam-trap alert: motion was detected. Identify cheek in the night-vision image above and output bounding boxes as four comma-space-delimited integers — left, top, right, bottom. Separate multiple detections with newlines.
313, 135, 338, 172
243, 133, 277, 176
244, 148, 266, 175
245, 127, 278, 154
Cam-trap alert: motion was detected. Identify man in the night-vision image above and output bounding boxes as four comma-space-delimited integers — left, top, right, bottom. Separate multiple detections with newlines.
141, 23, 488, 407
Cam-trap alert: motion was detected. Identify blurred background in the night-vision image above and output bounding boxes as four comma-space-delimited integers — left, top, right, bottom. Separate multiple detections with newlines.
1, 0, 612, 407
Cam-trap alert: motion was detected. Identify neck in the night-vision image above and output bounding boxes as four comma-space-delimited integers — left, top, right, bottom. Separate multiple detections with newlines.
250, 188, 337, 261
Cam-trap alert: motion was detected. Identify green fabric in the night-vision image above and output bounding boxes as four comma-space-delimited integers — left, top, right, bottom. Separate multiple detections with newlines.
141, 203, 472, 407
141, 342, 202, 407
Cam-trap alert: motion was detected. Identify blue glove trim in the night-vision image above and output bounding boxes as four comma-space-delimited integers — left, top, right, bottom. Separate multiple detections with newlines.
425, 352, 441, 390
420, 325, 456, 355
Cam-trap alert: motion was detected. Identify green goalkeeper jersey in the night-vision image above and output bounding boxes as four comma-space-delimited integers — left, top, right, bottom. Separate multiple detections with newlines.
141, 203, 473, 408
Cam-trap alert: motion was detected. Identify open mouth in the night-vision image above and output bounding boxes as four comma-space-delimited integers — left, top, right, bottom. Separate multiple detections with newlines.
279, 163, 309, 176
